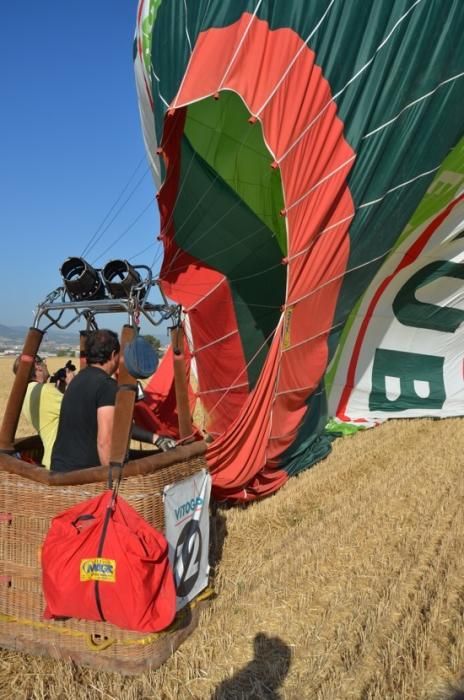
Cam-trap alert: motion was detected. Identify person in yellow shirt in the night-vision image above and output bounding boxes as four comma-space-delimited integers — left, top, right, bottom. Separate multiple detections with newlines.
13, 357, 71, 469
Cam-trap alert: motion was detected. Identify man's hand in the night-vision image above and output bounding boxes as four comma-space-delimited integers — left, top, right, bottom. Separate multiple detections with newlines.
154, 435, 177, 452
65, 367, 76, 387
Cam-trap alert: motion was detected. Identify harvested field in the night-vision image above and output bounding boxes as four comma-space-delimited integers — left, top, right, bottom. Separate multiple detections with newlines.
0, 358, 463, 698
0, 357, 77, 440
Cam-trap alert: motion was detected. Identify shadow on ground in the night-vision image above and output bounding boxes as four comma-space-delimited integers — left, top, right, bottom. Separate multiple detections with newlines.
211, 632, 291, 700
434, 681, 464, 700
209, 503, 228, 575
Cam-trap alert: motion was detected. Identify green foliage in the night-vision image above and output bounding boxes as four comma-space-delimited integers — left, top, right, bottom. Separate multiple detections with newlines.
142, 335, 161, 351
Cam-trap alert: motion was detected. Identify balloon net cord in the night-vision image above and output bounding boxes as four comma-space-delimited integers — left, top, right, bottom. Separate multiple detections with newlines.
199, 324, 278, 420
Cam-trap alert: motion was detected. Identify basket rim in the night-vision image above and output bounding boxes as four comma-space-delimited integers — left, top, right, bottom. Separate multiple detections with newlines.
0, 438, 207, 486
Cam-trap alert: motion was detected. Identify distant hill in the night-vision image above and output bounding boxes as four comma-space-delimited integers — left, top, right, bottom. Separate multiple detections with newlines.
0, 324, 168, 347
0, 325, 23, 341
0, 324, 78, 345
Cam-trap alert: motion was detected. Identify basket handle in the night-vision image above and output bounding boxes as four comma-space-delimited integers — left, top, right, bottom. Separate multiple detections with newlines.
85, 634, 115, 652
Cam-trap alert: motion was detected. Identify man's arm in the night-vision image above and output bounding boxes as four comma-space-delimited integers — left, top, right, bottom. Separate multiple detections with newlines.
96, 405, 115, 466
131, 423, 177, 451
131, 423, 155, 444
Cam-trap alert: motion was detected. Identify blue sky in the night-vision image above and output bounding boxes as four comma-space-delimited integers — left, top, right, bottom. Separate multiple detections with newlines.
0, 2, 165, 335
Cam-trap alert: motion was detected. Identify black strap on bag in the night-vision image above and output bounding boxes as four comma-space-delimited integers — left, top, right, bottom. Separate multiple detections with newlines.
107, 462, 124, 491
94, 461, 125, 621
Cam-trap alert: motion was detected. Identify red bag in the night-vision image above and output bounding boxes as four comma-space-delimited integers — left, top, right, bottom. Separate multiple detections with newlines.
42, 490, 176, 633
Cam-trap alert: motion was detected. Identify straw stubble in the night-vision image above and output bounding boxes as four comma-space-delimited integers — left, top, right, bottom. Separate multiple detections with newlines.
0, 358, 462, 698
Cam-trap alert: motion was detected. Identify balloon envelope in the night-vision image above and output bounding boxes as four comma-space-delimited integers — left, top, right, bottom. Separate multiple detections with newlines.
135, 0, 464, 500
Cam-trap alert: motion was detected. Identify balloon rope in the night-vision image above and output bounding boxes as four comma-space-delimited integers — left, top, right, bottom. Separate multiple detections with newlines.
276, 0, 425, 165
216, 0, 264, 93
91, 199, 154, 265
357, 165, 441, 211
203, 324, 277, 418
160, 111, 260, 278
182, 0, 192, 54
362, 71, 464, 141
156, 142, 221, 274
253, 0, 337, 118
161, 158, 440, 306
81, 157, 148, 258
196, 381, 248, 397
284, 155, 356, 214
161, 220, 271, 279
190, 329, 238, 356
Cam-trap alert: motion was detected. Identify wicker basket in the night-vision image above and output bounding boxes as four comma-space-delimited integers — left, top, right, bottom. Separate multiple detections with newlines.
0, 437, 210, 674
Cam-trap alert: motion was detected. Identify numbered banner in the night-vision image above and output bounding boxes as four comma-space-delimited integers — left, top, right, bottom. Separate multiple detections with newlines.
163, 469, 211, 610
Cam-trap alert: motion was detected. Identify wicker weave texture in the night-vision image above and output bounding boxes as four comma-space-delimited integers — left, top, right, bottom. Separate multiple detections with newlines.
0, 454, 208, 671
0, 600, 207, 673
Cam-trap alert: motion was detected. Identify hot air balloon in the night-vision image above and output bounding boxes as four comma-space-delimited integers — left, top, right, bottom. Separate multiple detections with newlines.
134, 0, 464, 501
0, 0, 462, 675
